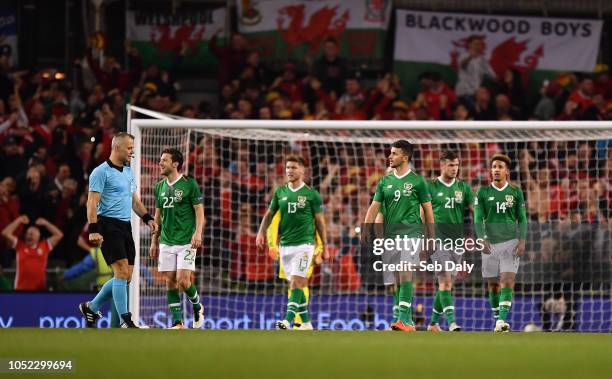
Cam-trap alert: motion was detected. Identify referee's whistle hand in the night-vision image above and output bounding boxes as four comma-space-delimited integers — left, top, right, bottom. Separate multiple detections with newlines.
89, 233, 103, 246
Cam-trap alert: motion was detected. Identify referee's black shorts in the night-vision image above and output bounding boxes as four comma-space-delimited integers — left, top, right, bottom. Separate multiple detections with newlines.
98, 216, 136, 265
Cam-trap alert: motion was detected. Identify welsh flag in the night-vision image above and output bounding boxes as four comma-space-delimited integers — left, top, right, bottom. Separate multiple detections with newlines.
126, 8, 226, 71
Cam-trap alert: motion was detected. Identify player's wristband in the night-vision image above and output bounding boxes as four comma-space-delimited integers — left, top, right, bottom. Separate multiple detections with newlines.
88, 223, 100, 234
142, 213, 154, 224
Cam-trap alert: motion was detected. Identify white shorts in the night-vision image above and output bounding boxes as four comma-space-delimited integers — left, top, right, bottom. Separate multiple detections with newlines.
481, 239, 520, 278
431, 248, 463, 275
381, 237, 422, 285
279, 244, 315, 278
158, 244, 197, 272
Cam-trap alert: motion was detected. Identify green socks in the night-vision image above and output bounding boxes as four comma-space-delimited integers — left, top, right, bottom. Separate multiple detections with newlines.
439, 290, 456, 324
489, 291, 500, 320
168, 284, 202, 325
167, 288, 182, 323
397, 282, 414, 325
184, 284, 202, 312
498, 287, 513, 321
392, 288, 400, 323
430, 291, 442, 325
284, 288, 307, 323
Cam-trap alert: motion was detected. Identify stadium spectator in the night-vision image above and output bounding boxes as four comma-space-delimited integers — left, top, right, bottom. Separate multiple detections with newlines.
533, 80, 558, 120
269, 62, 303, 103
418, 72, 456, 120
313, 37, 348, 96
568, 77, 594, 115
0, 136, 27, 179
337, 76, 365, 113
494, 93, 522, 120
472, 87, 496, 121
454, 35, 496, 104
210, 29, 248, 87
1, 215, 63, 291
18, 166, 47, 221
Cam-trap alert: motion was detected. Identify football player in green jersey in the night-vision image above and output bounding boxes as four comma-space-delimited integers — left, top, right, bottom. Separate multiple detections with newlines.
364, 140, 435, 332
426, 150, 474, 332
149, 149, 206, 329
474, 154, 527, 332
256, 156, 328, 330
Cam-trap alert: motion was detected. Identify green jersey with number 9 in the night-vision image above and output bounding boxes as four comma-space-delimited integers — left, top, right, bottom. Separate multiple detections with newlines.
373, 170, 431, 237
155, 175, 203, 245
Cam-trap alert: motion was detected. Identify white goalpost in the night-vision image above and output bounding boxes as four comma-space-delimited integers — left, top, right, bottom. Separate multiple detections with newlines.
128, 105, 612, 332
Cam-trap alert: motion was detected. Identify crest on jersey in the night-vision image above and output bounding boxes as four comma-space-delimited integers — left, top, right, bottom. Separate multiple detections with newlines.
297, 196, 307, 208
175, 189, 184, 201
505, 195, 514, 206
403, 182, 413, 195
454, 190, 463, 203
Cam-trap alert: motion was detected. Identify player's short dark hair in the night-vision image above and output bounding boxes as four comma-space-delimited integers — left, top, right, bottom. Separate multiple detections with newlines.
491, 153, 511, 168
391, 140, 413, 159
286, 155, 306, 167
162, 148, 184, 171
440, 150, 458, 161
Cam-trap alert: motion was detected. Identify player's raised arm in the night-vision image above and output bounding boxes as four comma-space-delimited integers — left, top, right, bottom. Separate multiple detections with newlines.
35, 218, 63, 248
1, 215, 28, 248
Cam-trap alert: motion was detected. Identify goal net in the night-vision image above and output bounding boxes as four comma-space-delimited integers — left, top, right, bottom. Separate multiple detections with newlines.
129, 115, 612, 332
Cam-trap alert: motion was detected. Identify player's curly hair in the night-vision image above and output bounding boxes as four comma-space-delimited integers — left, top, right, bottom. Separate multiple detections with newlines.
491, 153, 511, 168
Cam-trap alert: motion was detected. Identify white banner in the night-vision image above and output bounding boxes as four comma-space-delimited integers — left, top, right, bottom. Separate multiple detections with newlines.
394, 9, 603, 72
237, 0, 391, 33
126, 9, 225, 44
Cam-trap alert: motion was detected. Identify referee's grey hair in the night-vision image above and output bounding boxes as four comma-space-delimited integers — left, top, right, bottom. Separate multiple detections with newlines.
111, 132, 135, 149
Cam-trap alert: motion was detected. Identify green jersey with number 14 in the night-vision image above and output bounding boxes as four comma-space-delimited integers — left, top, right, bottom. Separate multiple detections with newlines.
155, 175, 203, 246
474, 182, 527, 244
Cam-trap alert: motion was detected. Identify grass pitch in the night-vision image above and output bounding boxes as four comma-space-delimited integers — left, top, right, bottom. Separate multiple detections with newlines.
1, 329, 610, 379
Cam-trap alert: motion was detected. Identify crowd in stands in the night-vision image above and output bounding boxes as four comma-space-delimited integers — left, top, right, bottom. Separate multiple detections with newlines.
0, 32, 610, 292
